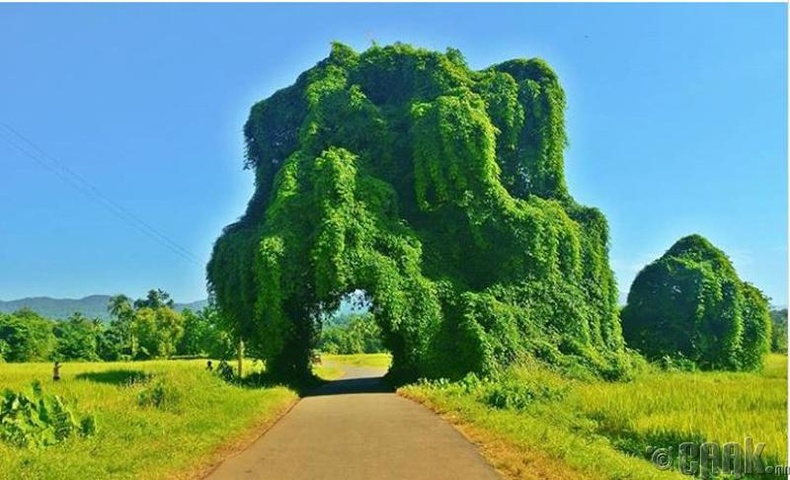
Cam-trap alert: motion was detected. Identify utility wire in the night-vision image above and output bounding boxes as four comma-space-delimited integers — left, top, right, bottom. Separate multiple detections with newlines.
0, 122, 202, 266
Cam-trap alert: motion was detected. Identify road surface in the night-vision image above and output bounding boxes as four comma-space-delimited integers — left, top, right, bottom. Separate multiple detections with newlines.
205, 363, 500, 479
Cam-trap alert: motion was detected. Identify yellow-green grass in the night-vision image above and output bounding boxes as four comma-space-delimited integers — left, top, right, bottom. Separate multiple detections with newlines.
400, 354, 787, 479
0, 359, 297, 479
312, 361, 344, 380
575, 354, 787, 468
319, 353, 392, 370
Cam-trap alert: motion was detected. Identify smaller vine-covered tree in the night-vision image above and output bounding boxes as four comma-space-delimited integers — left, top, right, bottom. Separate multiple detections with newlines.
621, 234, 771, 371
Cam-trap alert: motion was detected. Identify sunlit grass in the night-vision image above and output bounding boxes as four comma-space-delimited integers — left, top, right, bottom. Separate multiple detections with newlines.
0, 359, 297, 479
401, 354, 787, 479
312, 361, 344, 380
574, 354, 787, 466
320, 353, 392, 369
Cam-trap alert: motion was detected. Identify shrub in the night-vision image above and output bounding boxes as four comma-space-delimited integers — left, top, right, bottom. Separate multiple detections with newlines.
657, 354, 697, 372
622, 234, 772, 371
137, 379, 181, 411
485, 378, 567, 411
770, 308, 787, 353
0, 381, 96, 448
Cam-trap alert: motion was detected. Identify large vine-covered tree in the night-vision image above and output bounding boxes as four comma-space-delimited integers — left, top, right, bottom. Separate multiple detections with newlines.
208, 42, 627, 382
621, 234, 772, 371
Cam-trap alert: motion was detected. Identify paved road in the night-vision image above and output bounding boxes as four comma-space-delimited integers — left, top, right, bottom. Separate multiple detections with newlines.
205, 363, 500, 480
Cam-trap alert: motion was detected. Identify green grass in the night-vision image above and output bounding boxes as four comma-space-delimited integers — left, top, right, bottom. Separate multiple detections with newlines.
574, 355, 787, 467
320, 353, 392, 369
0, 359, 297, 479
312, 361, 344, 380
400, 354, 788, 480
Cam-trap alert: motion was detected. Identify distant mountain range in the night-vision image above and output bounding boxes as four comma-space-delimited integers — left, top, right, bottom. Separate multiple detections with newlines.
0, 292, 366, 322
0, 295, 208, 321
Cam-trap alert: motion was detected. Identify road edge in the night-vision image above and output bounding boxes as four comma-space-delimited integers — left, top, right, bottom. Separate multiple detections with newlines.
178, 393, 301, 480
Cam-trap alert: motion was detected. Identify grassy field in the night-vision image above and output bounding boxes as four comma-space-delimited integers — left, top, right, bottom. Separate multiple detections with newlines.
319, 353, 392, 370
3, 353, 782, 479
312, 360, 345, 380
400, 354, 788, 479
0, 359, 297, 479
312, 353, 392, 380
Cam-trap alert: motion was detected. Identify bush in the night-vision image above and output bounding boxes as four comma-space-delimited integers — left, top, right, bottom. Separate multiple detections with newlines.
137, 379, 181, 411
770, 308, 787, 353
485, 378, 566, 411
622, 235, 772, 371
415, 368, 569, 412
0, 381, 96, 448
657, 354, 697, 372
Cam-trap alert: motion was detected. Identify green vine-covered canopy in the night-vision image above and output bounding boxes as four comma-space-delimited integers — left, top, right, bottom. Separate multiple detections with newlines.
207, 42, 627, 381
621, 234, 772, 371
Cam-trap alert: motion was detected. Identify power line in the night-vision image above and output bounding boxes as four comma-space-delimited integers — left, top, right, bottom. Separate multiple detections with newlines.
0, 122, 202, 266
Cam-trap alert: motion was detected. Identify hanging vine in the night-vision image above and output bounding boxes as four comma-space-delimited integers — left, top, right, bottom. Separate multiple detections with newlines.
208, 42, 627, 382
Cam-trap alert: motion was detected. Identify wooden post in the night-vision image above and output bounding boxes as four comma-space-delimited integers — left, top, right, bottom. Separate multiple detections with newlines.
237, 338, 244, 377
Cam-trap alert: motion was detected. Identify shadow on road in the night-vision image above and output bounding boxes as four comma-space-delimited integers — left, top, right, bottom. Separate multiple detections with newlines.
305, 374, 394, 397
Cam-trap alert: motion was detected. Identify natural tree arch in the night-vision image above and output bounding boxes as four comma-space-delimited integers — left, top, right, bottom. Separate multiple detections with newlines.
208, 42, 626, 382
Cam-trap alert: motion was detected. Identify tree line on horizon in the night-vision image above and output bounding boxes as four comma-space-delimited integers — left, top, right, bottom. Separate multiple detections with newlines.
318, 312, 386, 355
0, 289, 234, 363
0, 278, 785, 366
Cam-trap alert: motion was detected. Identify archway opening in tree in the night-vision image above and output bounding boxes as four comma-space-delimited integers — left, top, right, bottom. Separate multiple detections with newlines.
207, 42, 630, 384
318, 290, 390, 360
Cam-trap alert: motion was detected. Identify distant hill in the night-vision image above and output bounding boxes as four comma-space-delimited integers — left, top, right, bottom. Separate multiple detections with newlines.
0, 291, 365, 323
0, 295, 208, 321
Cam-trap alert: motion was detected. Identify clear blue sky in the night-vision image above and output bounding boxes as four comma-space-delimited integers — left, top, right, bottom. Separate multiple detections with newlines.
0, 3, 786, 305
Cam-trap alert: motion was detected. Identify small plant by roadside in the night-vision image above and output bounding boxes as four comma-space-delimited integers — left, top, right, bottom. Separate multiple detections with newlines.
485, 377, 567, 411
0, 381, 96, 448
416, 371, 568, 412
137, 378, 181, 411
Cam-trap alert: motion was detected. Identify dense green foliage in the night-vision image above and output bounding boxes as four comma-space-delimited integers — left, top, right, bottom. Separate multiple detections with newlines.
207, 42, 626, 382
621, 234, 772, 371
319, 313, 386, 354
54, 314, 103, 362
0, 309, 57, 362
0, 290, 232, 363
770, 308, 787, 353
0, 382, 95, 448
